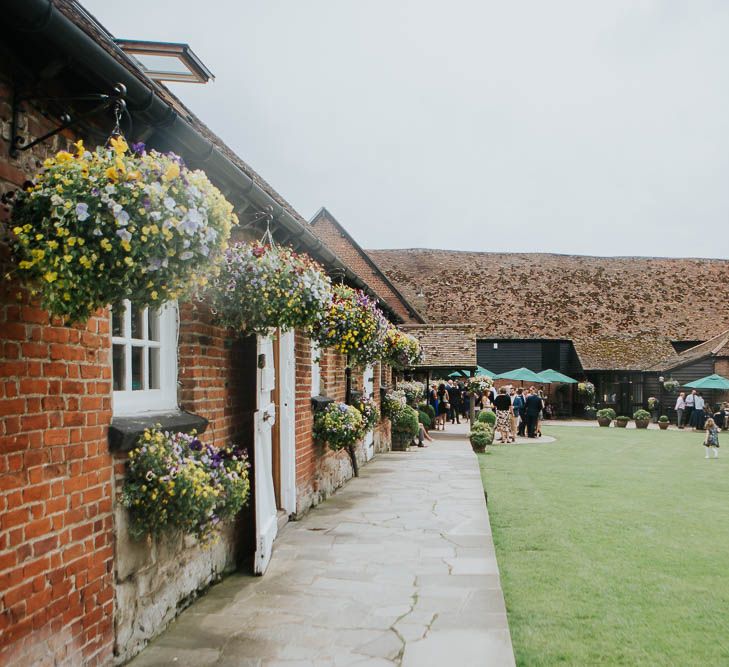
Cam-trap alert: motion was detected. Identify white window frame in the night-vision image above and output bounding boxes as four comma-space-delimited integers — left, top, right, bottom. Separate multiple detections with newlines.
311, 340, 321, 397
111, 300, 178, 416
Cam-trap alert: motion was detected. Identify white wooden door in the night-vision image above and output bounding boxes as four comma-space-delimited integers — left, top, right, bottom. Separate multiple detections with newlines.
254, 334, 277, 575
278, 330, 297, 515
363, 365, 375, 460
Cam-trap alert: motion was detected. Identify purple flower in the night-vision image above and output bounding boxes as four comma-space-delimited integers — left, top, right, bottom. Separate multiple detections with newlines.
116, 228, 132, 243
75, 203, 89, 221
190, 438, 203, 451
131, 142, 147, 155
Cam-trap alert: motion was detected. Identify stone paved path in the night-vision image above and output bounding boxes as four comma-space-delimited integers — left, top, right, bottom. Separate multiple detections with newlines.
129, 423, 515, 666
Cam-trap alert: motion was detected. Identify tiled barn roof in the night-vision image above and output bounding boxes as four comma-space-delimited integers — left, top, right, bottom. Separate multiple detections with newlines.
368, 249, 729, 370
401, 325, 477, 369
573, 335, 677, 371
649, 328, 729, 372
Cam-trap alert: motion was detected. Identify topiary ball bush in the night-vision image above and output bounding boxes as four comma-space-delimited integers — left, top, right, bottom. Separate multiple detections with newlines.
392, 405, 419, 438
477, 410, 497, 426
419, 403, 436, 420
469, 422, 494, 452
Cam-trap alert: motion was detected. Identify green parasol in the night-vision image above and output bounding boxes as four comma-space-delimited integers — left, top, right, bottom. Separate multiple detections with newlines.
537, 369, 578, 384
492, 367, 545, 383
684, 374, 729, 390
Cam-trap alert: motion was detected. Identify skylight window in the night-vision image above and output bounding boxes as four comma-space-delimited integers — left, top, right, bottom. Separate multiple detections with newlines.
115, 39, 214, 84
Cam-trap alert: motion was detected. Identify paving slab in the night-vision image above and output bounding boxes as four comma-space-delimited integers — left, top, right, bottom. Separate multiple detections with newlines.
128, 423, 515, 667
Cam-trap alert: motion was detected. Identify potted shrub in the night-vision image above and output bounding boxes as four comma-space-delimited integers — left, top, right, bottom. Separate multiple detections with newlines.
390, 404, 419, 451
10, 138, 235, 323
616, 416, 630, 428
658, 415, 670, 430
633, 409, 651, 429
469, 422, 494, 453
417, 410, 432, 431
477, 410, 497, 426
596, 408, 616, 427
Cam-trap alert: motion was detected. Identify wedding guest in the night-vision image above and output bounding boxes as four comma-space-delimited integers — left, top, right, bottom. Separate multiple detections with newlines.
674, 392, 686, 429
493, 387, 514, 443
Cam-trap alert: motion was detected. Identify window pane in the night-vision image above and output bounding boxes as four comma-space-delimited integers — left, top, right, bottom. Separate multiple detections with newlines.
149, 348, 160, 389
131, 346, 144, 390
112, 306, 124, 337
131, 307, 144, 340
148, 309, 160, 342
113, 345, 126, 390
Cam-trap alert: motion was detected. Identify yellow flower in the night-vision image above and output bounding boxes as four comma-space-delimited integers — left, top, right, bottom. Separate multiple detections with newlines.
151, 290, 158, 300
74, 139, 85, 158
35, 234, 43, 241
109, 136, 128, 155
64, 255, 73, 263
124, 257, 134, 267
55, 151, 73, 163
105, 167, 119, 182
18, 260, 34, 270
100, 239, 112, 252
43, 158, 55, 168
121, 240, 131, 252
67, 237, 77, 247
63, 292, 71, 301
164, 162, 180, 181
43, 271, 58, 283
115, 156, 127, 174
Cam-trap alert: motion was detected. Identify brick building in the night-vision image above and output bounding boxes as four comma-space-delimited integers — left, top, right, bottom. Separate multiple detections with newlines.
1, 2, 413, 664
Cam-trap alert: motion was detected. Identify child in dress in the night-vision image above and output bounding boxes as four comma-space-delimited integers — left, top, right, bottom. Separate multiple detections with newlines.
704, 418, 720, 459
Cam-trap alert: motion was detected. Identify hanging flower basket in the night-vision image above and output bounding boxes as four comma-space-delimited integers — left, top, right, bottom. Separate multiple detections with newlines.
577, 381, 595, 402
383, 326, 422, 369
663, 379, 680, 392
207, 241, 332, 335
468, 376, 494, 394
397, 381, 426, 406
122, 427, 250, 542
354, 395, 380, 431
312, 284, 388, 367
9, 138, 235, 323
313, 402, 365, 451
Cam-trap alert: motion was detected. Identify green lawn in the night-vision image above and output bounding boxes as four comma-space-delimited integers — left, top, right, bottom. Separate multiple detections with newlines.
479, 426, 729, 666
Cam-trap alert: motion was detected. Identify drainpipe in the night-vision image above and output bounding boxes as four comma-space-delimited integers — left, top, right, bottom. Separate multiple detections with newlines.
6, 0, 402, 323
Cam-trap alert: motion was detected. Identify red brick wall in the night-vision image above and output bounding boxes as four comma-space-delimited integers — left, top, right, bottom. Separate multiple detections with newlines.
310, 214, 418, 323
0, 80, 115, 665
294, 333, 359, 514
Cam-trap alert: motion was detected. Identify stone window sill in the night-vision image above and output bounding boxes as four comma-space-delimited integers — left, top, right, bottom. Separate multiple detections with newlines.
311, 395, 334, 412
109, 410, 209, 453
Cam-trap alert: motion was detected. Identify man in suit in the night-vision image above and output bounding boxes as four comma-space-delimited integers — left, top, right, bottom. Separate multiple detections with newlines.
513, 388, 526, 436
449, 381, 462, 424
524, 386, 543, 438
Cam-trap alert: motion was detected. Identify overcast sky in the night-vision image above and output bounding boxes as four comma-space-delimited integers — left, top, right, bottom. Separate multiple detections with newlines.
85, 0, 729, 258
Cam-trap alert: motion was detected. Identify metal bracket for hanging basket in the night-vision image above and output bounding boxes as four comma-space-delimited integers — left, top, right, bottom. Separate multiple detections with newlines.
9, 82, 128, 157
